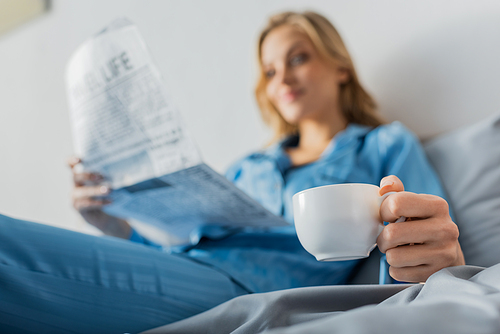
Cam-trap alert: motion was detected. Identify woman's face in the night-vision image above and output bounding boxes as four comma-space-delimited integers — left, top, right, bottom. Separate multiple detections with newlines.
261, 25, 349, 125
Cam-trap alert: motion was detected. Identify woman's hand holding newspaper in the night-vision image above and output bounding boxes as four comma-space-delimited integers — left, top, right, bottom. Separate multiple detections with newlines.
68, 157, 131, 238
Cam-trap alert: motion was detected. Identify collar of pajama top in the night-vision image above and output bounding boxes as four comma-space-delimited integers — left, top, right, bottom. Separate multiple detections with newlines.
230, 123, 376, 221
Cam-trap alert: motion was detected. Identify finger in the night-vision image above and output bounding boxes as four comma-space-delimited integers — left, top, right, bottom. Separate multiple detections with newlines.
389, 264, 437, 283
377, 217, 458, 252
73, 172, 104, 186
378, 218, 435, 251
385, 243, 458, 268
379, 175, 404, 195
380, 192, 450, 223
74, 198, 112, 211
72, 185, 111, 200
68, 156, 82, 169
386, 244, 428, 268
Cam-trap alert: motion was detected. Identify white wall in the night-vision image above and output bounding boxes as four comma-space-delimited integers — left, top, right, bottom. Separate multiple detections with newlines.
1, 0, 500, 232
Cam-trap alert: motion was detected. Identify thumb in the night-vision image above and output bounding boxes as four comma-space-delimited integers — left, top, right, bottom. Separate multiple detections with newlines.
379, 175, 404, 195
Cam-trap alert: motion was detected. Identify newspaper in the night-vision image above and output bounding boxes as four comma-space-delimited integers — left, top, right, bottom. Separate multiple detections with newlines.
65, 18, 288, 240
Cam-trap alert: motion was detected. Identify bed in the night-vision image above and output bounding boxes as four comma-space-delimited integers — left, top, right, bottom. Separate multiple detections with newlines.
141, 112, 500, 334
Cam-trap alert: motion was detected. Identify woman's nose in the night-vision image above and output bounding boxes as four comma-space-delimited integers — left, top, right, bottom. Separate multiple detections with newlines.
278, 66, 295, 85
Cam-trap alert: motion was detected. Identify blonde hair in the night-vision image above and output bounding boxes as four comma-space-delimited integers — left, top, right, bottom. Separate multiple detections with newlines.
255, 11, 384, 143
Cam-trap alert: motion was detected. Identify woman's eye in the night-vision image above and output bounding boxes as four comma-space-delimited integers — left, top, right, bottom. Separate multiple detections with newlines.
265, 69, 275, 79
290, 54, 307, 66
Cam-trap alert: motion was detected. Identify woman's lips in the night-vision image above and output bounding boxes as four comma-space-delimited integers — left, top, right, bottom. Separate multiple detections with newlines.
280, 89, 303, 103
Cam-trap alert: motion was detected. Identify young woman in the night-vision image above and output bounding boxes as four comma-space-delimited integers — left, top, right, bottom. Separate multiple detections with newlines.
0, 11, 464, 334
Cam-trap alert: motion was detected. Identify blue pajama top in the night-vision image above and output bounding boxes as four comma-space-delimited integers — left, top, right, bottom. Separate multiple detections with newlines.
132, 122, 448, 292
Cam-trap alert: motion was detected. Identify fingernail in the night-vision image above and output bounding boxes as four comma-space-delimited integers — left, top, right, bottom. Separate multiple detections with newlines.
68, 157, 80, 166
380, 178, 394, 189
99, 186, 109, 194
379, 179, 395, 195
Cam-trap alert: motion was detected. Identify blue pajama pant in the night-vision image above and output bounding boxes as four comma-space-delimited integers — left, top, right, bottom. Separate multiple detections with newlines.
0, 214, 357, 334
0, 215, 248, 334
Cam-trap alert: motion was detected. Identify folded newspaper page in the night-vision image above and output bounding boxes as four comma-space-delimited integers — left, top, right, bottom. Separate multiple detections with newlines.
65, 18, 288, 240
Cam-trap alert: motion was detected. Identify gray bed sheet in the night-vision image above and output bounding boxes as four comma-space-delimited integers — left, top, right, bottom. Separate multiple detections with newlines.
142, 264, 500, 334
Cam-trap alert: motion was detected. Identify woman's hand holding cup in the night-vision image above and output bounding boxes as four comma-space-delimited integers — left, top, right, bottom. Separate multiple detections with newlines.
377, 175, 465, 283
68, 157, 131, 239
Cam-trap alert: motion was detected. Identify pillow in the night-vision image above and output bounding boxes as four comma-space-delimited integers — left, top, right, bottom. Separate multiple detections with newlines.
424, 113, 500, 267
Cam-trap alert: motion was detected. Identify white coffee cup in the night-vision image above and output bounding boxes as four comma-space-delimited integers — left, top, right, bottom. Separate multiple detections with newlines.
293, 183, 401, 261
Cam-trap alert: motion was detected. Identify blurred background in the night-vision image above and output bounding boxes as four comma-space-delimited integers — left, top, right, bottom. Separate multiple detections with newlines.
1, 0, 500, 233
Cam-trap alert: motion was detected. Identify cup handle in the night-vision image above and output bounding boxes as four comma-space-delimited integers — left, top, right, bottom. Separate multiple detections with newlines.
379, 191, 407, 224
